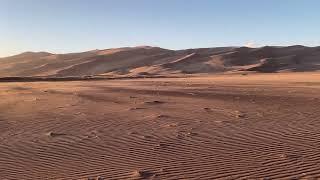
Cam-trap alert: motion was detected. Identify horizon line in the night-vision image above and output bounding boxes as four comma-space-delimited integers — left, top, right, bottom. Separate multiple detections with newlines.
1, 44, 319, 58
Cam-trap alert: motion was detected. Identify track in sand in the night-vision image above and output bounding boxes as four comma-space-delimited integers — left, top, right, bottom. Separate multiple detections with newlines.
0, 73, 320, 179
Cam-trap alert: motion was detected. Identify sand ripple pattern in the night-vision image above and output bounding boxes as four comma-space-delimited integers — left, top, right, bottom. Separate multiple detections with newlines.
0, 80, 320, 179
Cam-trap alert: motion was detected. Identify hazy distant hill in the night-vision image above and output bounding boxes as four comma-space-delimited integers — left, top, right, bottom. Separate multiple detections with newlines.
0, 45, 319, 77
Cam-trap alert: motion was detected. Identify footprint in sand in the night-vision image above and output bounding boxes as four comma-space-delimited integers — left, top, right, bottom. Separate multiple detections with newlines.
152, 143, 168, 150
132, 170, 156, 179
156, 114, 170, 119
87, 177, 105, 180
203, 107, 212, 112
279, 153, 302, 160
129, 107, 146, 111
144, 100, 165, 105
46, 132, 67, 137
235, 111, 246, 118
163, 123, 178, 128
236, 114, 246, 118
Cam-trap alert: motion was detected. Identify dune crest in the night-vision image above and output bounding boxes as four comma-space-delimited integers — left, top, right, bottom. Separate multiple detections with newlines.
0, 46, 319, 77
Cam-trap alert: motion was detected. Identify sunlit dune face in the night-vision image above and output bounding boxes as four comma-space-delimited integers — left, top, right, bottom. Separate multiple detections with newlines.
97, 48, 128, 55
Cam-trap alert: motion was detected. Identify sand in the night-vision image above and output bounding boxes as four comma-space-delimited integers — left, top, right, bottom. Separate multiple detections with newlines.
0, 46, 319, 77
0, 72, 320, 179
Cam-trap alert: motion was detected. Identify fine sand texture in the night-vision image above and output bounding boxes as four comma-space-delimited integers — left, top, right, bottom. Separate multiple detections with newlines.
0, 72, 320, 179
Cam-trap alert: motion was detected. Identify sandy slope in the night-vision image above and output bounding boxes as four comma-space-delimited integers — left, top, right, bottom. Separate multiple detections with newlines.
0, 72, 320, 179
0, 46, 319, 77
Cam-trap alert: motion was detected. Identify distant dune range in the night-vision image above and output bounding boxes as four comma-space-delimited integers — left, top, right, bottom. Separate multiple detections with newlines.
0, 45, 319, 77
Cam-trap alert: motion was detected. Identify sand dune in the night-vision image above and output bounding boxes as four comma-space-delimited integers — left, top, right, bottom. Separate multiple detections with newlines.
0, 73, 320, 179
0, 46, 319, 77
1, 45, 320, 179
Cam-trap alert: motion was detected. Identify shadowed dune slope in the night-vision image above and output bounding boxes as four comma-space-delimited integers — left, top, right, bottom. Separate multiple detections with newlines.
0, 45, 319, 77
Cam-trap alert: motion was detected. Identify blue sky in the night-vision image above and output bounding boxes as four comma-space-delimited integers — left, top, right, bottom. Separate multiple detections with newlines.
1, 0, 319, 57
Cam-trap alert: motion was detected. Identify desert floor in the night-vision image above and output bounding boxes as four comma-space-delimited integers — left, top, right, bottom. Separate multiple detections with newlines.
1, 72, 320, 180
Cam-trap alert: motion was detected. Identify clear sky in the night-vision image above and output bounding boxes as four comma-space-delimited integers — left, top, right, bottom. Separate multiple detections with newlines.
1, 0, 320, 57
